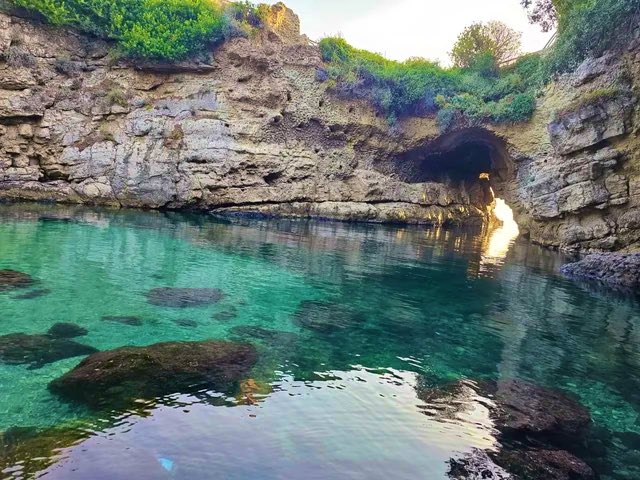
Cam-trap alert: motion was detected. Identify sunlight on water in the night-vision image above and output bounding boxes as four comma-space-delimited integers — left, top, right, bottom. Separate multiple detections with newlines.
480, 198, 520, 270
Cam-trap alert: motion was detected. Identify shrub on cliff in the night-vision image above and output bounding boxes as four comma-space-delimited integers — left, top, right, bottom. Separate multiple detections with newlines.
319, 37, 539, 126
9, 0, 266, 61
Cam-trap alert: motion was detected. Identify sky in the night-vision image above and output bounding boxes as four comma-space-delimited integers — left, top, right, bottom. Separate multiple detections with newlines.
268, 0, 554, 65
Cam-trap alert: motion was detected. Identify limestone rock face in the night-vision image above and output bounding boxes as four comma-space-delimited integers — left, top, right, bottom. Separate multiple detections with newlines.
0, 7, 639, 251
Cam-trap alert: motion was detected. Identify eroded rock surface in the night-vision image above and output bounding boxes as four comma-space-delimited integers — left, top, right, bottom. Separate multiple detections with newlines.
48, 340, 258, 408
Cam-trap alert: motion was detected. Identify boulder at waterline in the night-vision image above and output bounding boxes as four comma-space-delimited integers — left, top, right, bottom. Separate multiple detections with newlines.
12, 288, 51, 300
101, 315, 143, 326
146, 288, 224, 308
47, 323, 88, 339
293, 300, 364, 333
0, 270, 33, 291
48, 340, 258, 408
0, 333, 98, 369
561, 253, 640, 292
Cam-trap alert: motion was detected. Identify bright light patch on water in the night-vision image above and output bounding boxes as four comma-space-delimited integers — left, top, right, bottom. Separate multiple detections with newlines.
481, 198, 520, 268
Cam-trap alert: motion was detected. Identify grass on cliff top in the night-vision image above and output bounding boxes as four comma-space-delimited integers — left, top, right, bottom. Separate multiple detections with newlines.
8, 0, 269, 61
319, 37, 540, 127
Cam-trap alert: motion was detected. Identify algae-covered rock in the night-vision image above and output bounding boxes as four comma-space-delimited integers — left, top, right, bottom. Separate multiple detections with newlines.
49, 340, 257, 408
0, 333, 97, 369
146, 288, 224, 308
0, 270, 33, 291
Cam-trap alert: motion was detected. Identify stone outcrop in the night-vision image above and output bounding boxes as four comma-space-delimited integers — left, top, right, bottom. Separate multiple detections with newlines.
0, 3, 639, 251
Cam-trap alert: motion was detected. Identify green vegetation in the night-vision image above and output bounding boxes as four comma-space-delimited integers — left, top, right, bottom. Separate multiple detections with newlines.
542, 0, 640, 75
320, 0, 639, 126
8, 0, 269, 61
450, 21, 521, 68
320, 37, 539, 127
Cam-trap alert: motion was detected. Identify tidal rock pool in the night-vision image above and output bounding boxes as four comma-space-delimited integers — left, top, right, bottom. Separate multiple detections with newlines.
0, 204, 639, 479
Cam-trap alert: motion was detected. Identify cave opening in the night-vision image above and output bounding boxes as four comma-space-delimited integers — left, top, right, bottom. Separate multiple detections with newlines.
393, 128, 511, 189
390, 127, 520, 241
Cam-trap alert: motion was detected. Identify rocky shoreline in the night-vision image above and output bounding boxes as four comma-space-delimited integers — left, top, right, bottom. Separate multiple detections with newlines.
0, 3, 639, 251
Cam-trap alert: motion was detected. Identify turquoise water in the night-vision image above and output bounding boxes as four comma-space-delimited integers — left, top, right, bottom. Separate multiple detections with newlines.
0, 203, 639, 479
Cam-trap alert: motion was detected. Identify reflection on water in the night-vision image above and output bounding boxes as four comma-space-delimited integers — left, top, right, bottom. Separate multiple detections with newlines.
480, 198, 520, 274
0, 204, 638, 479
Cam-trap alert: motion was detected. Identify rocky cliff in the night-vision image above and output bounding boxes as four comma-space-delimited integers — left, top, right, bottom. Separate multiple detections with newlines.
0, 3, 639, 252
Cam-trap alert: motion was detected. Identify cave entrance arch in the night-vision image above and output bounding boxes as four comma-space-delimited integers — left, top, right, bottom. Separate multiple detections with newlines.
390, 127, 519, 232
394, 128, 512, 189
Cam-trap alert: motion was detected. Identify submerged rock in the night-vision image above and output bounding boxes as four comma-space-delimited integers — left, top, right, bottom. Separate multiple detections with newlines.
561, 253, 640, 292
47, 323, 88, 339
0, 333, 98, 369
293, 300, 364, 333
12, 288, 51, 300
146, 288, 224, 308
422, 379, 594, 480
101, 315, 143, 326
0, 270, 33, 291
172, 318, 198, 328
49, 340, 257, 408
488, 379, 591, 437
230, 325, 299, 347
213, 307, 237, 322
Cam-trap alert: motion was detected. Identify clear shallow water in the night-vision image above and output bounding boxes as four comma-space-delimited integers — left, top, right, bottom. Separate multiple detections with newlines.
0, 204, 639, 479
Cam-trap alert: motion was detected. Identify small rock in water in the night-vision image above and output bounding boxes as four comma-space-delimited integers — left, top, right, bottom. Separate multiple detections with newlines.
0, 333, 98, 369
213, 307, 237, 322
102, 315, 143, 326
47, 323, 89, 339
49, 340, 257, 408
12, 288, 51, 300
173, 318, 198, 328
146, 288, 224, 308
0, 270, 34, 291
